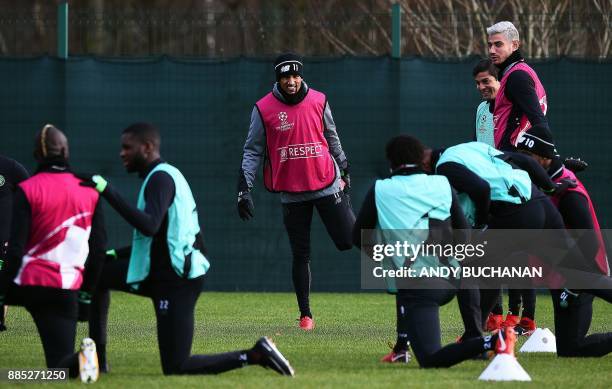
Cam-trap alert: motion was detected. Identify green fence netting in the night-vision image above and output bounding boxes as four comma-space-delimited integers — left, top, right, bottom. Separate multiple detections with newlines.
0, 56, 610, 291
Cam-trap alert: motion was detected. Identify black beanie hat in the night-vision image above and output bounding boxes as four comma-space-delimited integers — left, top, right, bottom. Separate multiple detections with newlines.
274, 52, 303, 81
516, 126, 557, 159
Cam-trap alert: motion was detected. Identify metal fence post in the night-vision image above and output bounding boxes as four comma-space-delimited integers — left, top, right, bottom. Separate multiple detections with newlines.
391, 3, 401, 58
58, 1, 68, 58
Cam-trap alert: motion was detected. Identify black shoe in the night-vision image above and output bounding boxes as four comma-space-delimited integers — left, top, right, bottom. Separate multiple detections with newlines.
252, 337, 295, 376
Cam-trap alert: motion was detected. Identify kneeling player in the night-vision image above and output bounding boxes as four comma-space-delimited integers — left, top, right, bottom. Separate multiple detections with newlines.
353, 135, 516, 367
517, 127, 612, 357
0, 125, 104, 383
422, 139, 579, 340
81, 123, 294, 376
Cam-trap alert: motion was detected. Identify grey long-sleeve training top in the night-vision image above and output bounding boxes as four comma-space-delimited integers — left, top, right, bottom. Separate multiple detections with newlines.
240, 82, 348, 203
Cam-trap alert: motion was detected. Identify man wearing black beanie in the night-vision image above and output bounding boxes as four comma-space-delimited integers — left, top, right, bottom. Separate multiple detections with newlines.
237, 52, 355, 331
517, 127, 612, 358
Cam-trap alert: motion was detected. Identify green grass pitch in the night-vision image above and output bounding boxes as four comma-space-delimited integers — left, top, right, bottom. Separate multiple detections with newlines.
1, 292, 610, 388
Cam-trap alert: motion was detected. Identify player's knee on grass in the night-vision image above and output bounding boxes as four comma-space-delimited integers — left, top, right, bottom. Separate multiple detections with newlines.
416, 354, 446, 369
556, 339, 582, 357
161, 361, 183, 375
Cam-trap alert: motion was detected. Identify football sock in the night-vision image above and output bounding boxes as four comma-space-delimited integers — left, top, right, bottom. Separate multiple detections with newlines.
394, 333, 409, 352
97, 343, 107, 372
180, 351, 247, 374
292, 260, 312, 318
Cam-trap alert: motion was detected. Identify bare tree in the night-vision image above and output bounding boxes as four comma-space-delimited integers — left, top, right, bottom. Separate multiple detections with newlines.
0, 0, 609, 59
592, 0, 611, 58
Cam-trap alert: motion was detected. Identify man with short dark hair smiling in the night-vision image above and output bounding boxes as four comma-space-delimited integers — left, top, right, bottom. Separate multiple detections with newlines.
81, 122, 294, 377
237, 53, 355, 330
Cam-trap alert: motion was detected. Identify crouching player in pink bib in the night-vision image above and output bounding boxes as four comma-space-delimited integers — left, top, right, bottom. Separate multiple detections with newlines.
517, 127, 612, 357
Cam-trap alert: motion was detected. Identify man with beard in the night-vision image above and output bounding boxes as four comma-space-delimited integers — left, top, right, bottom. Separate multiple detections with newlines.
416, 139, 577, 343
470, 57, 588, 334
487, 21, 549, 152
353, 135, 518, 367
236, 53, 354, 330
81, 122, 294, 376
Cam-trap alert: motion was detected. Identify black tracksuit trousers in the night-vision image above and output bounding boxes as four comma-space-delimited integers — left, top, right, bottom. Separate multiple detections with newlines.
89, 258, 247, 375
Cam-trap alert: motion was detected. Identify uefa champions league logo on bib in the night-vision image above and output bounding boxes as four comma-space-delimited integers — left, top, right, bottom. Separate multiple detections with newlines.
0, 174, 5, 187
276, 111, 294, 132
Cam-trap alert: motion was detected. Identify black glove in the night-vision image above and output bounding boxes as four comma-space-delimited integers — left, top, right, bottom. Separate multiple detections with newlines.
77, 291, 92, 322
75, 172, 108, 194
236, 167, 254, 221
551, 178, 577, 196
237, 191, 254, 221
564, 157, 588, 173
341, 170, 351, 193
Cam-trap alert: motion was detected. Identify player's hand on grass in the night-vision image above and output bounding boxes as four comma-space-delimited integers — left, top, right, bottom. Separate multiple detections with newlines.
237, 191, 254, 221
75, 172, 108, 194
